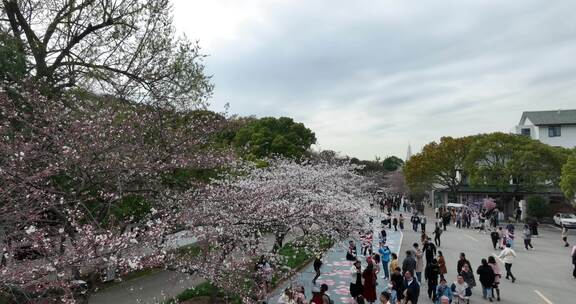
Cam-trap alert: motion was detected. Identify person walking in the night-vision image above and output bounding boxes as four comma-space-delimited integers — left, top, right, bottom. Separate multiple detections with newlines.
435, 278, 453, 304
311, 284, 331, 304
451, 275, 470, 304
379, 242, 391, 280
442, 211, 451, 231
390, 253, 399, 277
515, 207, 522, 223
404, 271, 421, 304
402, 250, 417, 277
562, 224, 570, 247
411, 214, 421, 232
476, 258, 495, 302
425, 258, 441, 301
363, 263, 377, 304
488, 256, 501, 301
347, 240, 358, 261
433, 224, 442, 247
457, 253, 472, 274
399, 214, 405, 230
392, 216, 398, 232
313, 255, 323, 285
437, 251, 448, 280
423, 238, 437, 265
571, 244, 576, 279
459, 264, 476, 294
350, 260, 363, 302
390, 267, 405, 303
421, 215, 427, 233
413, 243, 424, 283
498, 243, 517, 283
522, 224, 533, 250
490, 229, 500, 250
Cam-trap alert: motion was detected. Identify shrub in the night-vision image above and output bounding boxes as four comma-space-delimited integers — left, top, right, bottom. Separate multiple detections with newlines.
526, 196, 549, 219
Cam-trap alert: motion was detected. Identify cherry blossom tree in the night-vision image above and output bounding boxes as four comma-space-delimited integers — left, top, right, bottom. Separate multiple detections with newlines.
0, 88, 232, 302
172, 158, 373, 302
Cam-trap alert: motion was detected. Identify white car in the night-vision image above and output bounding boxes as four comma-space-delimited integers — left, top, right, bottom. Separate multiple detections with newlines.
553, 213, 576, 228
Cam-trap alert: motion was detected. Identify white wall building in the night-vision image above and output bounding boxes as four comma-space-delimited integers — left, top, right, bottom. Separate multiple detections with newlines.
515, 110, 576, 148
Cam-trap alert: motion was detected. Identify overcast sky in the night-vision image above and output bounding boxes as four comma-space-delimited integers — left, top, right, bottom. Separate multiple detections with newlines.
172, 0, 576, 160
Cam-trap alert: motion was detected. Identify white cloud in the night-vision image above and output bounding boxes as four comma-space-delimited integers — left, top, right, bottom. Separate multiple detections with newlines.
173, 0, 576, 159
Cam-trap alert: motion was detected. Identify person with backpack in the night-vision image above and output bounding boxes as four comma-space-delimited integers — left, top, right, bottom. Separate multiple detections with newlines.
476, 258, 495, 302
392, 216, 398, 232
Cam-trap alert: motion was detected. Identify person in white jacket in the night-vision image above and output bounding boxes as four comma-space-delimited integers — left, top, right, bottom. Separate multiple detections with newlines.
498, 243, 517, 283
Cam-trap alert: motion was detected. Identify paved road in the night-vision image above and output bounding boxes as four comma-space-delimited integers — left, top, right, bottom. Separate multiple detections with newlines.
275, 206, 576, 304
399, 207, 576, 304
271, 216, 404, 304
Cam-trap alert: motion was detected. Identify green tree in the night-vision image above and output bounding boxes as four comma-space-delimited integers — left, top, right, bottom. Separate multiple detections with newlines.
404, 136, 475, 196
464, 132, 567, 192
526, 196, 549, 219
561, 153, 576, 201
0, 30, 26, 82
382, 156, 404, 171
233, 117, 316, 159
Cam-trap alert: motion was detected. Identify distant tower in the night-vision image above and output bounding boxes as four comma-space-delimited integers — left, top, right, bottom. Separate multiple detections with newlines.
406, 144, 412, 161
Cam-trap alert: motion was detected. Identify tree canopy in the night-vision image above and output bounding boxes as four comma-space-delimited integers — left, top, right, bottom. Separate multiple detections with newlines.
561, 153, 576, 201
404, 136, 475, 195
232, 116, 316, 159
0, 0, 212, 107
382, 156, 404, 171
464, 132, 568, 192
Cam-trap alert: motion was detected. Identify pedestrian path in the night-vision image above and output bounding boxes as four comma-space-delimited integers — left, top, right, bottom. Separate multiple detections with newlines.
271, 219, 403, 304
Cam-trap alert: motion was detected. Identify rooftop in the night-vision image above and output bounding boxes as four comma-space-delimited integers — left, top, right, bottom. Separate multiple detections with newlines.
520, 109, 576, 126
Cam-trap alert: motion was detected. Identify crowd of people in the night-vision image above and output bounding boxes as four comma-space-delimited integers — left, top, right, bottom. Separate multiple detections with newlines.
275, 196, 576, 304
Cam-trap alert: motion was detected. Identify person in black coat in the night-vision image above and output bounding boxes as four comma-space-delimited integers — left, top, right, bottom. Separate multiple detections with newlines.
423, 238, 437, 265
402, 250, 417, 276
390, 267, 405, 301
476, 258, 496, 301
457, 252, 472, 273
424, 258, 441, 300
404, 270, 421, 304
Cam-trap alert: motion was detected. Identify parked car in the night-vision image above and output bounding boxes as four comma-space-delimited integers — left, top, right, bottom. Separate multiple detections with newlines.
553, 213, 576, 228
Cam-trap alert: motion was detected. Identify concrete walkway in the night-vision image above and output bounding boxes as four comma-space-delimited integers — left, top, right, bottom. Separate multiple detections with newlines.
270, 214, 404, 304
